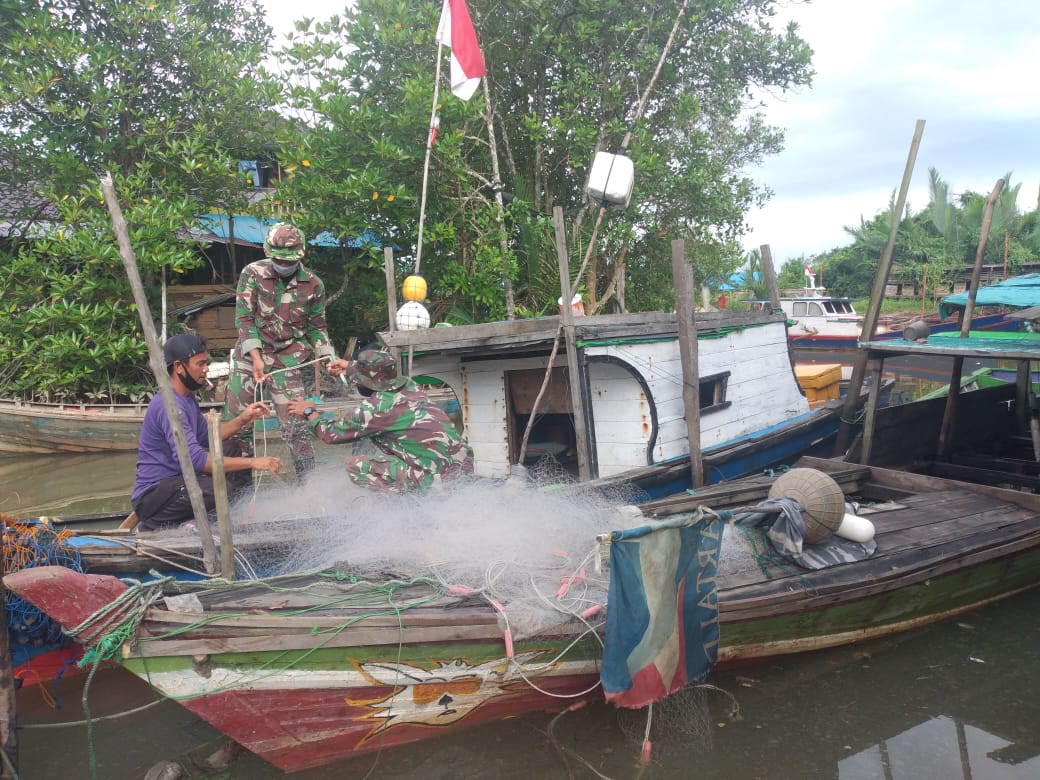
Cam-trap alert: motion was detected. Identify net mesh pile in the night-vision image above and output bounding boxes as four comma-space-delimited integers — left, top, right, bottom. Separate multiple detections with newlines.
214, 464, 647, 639
1, 514, 84, 647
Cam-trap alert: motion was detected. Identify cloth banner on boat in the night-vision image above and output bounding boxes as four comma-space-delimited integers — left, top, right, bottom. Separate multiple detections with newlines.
601, 511, 725, 709
735, 497, 877, 570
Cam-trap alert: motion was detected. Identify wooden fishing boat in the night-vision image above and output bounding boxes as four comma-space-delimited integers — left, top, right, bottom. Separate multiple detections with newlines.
0, 394, 360, 455
8, 455, 1040, 773
0, 398, 149, 454
747, 294, 1016, 349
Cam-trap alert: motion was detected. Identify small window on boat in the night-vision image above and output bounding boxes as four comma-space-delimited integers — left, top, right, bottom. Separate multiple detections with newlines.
699, 371, 731, 414
792, 302, 808, 316
807, 302, 824, 316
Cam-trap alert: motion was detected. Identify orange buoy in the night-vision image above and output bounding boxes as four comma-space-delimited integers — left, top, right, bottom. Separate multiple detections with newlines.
401, 275, 427, 302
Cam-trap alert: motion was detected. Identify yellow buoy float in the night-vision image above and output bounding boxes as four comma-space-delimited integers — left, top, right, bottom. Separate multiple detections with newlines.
401, 275, 427, 302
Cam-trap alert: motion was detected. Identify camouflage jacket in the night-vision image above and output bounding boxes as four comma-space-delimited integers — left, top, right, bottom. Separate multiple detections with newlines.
310, 380, 471, 472
232, 259, 334, 370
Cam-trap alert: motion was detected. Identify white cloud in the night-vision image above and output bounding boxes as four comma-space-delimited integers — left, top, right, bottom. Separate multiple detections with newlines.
745, 0, 1040, 264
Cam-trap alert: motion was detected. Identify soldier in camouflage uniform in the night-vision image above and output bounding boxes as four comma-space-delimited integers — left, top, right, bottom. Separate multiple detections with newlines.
224, 222, 335, 478
287, 350, 473, 492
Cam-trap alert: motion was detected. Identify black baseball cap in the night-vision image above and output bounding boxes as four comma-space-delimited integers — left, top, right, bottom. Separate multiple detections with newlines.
163, 334, 208, 368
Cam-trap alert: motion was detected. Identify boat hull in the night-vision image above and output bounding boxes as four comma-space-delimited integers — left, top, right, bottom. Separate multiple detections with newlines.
113, 547, 1040, 773
789, 312, 1016, 349
0, 400, 145, 454
128, 648, 601, 773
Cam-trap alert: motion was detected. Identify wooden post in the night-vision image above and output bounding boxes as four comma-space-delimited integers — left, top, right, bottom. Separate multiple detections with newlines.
383, 247, 401, 367
207, 411, 235, 580
857, 359, 885, 465
938, 178, 1005, 458
553, 206, 592, 481
100, 173, 219, 574
0, 544, 17, 779
958, 179, 1005, 338
672, 240, 704, 488
759, 244, 782, 313
1016, 360, 1030, 429
836, 119, 926, 455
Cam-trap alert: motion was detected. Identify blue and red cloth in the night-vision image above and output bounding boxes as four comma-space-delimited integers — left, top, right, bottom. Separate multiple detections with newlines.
601, 511, 725, 708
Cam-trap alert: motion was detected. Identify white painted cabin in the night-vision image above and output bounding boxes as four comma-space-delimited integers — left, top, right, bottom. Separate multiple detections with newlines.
381, 310, 812, 481
747, 294, 865, 339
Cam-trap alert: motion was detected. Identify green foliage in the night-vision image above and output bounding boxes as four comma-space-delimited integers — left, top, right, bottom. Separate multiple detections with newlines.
272, 0, 813, 327
806, 170, 1040, 304
0, 0, 278, 401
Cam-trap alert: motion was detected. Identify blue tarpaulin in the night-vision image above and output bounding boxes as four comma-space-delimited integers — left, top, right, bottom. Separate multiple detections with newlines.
939, 274, 1040, 321
193, 214, 381, 249
601, 510, 725, 708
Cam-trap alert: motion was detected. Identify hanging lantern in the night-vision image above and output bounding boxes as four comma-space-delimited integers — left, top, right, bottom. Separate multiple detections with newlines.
401, 275, 428, 302
396, 300, 431, 330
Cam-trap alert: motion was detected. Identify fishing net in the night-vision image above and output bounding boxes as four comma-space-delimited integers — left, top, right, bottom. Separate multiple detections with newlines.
204, 461, 648, 640
2, 514, 84, 647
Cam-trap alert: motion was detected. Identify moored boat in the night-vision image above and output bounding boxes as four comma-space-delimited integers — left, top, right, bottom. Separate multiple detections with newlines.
748, 293, 1017, 349
7, 455, 1040, 773
0, 399, 148, 454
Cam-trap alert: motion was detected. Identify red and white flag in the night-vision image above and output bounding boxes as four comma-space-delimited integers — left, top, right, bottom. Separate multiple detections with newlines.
436, 0, 486, 101
804, 264, 814, 278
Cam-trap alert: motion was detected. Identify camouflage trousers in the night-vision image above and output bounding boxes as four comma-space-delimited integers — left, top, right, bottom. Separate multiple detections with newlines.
347, 451, 474, 493
224, 365, 314, 477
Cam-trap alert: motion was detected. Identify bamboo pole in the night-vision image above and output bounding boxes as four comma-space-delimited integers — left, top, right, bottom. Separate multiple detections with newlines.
672, 240, 704, 488
938, 178, 1005, 457
836, 119, 926, 457
481, 76, 516, 319
554, 206, 592, 481
207, 411, 235, 580
516, 327, 563, 466
100, 173, 219, 574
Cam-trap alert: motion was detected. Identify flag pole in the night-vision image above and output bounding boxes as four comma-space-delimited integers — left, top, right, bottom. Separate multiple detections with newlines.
415, 44, 445, 276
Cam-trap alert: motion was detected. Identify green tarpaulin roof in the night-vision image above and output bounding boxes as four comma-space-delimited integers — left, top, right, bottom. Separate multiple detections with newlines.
939, 273, 1040, 320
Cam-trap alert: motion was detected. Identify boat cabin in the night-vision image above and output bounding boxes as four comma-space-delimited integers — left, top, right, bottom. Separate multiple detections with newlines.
381, 310, 811, 480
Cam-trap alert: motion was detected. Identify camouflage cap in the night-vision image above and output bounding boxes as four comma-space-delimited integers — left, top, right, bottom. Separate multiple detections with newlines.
263, 222, 306, 262
347, 349, 408, 392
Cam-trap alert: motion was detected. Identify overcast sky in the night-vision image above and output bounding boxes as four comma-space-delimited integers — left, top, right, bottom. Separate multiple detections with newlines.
261, 0, 1040, 267
744, 0, 1040, 264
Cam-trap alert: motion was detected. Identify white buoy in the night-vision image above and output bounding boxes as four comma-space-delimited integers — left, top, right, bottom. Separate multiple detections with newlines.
587, 151, 634, 207
836, 513, 875, 543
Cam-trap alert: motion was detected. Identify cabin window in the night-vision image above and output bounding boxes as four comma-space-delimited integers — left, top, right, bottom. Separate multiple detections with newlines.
699, 371, 730, 415
807, 302, 824, 316
792, 302, 807, 316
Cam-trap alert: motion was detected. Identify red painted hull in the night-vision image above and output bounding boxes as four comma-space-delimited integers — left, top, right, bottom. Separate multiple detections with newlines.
178, 673, 600, 773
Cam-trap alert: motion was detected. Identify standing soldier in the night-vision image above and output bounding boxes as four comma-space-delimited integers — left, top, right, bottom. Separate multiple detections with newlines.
224, 222, 335, 479
287, 350, 473, 492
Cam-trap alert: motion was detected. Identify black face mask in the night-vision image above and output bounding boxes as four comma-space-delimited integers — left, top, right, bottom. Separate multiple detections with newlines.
177, 368, 206, 393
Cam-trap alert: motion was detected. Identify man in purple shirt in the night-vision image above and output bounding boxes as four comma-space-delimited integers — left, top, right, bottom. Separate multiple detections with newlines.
132, 334, 283, 531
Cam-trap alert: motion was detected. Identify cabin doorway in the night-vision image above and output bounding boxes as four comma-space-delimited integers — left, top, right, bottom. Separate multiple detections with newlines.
505, 367, 579, 477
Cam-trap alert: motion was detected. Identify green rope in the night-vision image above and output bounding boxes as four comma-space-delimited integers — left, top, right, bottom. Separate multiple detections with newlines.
0, 746, 19, 780
18, 698, 165, 730
82, 657, 102, 780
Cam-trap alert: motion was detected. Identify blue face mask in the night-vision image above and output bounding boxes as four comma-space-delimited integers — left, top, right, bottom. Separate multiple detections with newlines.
271, 260, 299, 278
